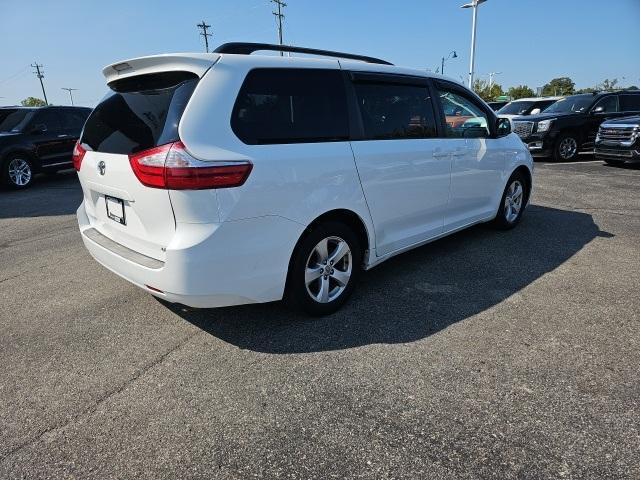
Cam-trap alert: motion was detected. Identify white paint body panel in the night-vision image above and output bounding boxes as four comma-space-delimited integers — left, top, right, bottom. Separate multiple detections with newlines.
77, 52, 533, 308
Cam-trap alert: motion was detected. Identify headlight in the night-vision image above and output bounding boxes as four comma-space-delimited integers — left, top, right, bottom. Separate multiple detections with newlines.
536, 119, 555, 133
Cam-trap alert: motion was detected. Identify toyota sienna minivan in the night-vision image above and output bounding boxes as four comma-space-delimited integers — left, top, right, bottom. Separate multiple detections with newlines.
75, 42, 533, 315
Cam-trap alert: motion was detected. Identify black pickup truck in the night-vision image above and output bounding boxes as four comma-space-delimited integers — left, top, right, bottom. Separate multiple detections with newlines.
595, 116, 640, 165
511, 91, 640, 161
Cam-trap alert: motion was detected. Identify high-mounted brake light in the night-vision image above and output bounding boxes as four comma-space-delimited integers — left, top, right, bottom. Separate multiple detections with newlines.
128, 142, 252, 190
72, 141, 86, 171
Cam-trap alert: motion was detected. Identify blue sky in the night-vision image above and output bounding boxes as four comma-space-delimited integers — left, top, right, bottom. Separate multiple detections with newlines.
1, 0, 639, 107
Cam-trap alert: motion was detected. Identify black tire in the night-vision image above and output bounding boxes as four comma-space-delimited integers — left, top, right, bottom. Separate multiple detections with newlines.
493, 171, 528, 230
286, 221, 362, 316
2, 154, 34, 189
553, 132, 580, 162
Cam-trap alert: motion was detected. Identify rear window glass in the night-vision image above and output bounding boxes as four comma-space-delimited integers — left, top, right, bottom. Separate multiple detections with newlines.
61, 110, 90, 131
354, 82, 437, 140
231, 68, 349, 145
81, 72, 198, 155
620, 94, 640, 112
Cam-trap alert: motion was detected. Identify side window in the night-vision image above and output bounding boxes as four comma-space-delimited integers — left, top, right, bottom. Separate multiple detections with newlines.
231, 68, 348, 145
593, 95, 619, 113
436, 88, 489, 138
32, 111, 62, 131
352, 82, 437, 140
619, 94, 640, 113
61, 111, 89, 131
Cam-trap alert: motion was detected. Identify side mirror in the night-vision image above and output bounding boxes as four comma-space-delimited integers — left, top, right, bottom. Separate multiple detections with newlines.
496, 117, 511, 137
30, 123, 47, 134
592, 106, 604, 114
530, 108, 541, 115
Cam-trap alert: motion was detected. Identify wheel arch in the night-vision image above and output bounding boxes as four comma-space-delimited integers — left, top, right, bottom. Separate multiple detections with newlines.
284, 208, 373, 294
1, 148, 38, 169
511, 165, 533, 206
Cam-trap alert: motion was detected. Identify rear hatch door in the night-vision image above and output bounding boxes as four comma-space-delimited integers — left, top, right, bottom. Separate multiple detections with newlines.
78, 60, 214, 261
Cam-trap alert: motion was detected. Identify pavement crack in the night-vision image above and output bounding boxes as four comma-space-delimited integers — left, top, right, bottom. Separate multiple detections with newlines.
0, 329, 201, 464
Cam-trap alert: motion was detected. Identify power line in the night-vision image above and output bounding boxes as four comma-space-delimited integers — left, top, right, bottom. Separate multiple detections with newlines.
61, 87, 78, 106
31, 63, 48, 105
196, 20, 212, 53
271, 0, 286, 54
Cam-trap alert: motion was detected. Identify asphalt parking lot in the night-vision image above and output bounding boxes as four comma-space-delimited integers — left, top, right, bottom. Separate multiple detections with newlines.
0, 158, 638, 479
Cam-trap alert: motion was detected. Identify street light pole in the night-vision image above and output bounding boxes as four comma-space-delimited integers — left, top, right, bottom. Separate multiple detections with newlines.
440, 51, 457, 75
488, 71, 502, 89
461, 0, 487, 89
61, 87, 78, 106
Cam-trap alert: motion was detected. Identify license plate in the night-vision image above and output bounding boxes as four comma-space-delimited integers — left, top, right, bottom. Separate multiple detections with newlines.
105, 195, 126, 225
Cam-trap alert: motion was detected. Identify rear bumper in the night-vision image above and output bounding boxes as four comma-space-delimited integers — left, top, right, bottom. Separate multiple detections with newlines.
77, 201, 303, 308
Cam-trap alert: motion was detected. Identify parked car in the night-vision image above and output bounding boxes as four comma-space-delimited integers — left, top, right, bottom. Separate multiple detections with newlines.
487, 100, 509, 111
75, 42, 533, 315
595, 115, 640, 165
0, 106, 91, 188
497, 96, 562, 122
512, 91, 640, 161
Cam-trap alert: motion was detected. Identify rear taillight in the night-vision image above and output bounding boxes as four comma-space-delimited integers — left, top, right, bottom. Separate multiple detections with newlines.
72, 141, 86, 171
128, 142, 252, 190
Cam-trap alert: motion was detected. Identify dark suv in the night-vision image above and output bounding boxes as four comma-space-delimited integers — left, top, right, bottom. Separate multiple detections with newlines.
512, 91, 640, 161
0, 106, 91, 189
595, 116, 640, 165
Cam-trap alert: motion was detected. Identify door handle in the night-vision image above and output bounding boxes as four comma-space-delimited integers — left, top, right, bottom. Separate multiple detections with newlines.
57, 134, 69, 138
452, 147, 467, 157
433, 150, 448, 158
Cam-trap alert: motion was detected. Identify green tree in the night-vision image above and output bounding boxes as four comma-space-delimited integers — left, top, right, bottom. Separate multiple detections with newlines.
507, 85, 535, 100
597, 78, 618, 91
21, 97, 46, 107
576, 87, 597, 94
542, 77, 575, 96
473, 79, 504, 102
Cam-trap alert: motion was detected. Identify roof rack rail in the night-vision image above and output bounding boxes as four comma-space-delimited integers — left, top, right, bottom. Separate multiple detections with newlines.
213, 42, 393, 66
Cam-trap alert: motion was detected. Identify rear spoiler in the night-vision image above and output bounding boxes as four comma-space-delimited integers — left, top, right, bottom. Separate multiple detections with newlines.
102, 53, 220, 84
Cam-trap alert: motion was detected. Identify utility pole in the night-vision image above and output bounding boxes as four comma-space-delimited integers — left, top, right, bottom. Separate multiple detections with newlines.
196, 21, 212, 53
31, 63, 48, 105
271, 0, 286, 54
61, 87, 78, 106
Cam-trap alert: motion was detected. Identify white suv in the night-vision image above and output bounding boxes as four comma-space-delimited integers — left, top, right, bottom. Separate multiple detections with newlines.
75, 43, 533, 315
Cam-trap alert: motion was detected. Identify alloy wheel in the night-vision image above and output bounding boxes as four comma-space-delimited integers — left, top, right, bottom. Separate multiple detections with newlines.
558, 137, 577, 160
8, 158, 32, 186
305, 236, 353, 303
504, 180, 524, 223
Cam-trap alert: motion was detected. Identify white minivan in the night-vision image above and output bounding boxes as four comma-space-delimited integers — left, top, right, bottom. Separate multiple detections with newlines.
75, 43, 533, 315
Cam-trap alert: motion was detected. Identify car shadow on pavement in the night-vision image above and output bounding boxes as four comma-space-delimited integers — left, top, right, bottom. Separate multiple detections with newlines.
164, 205, 612, 354
0, 170, 81, 219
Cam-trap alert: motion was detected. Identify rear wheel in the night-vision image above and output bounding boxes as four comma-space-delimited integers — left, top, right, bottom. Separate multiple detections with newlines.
286, 221, 361, 316
493, 172, 528, 230
553, 133, 579, 162
2, 155, 34, 189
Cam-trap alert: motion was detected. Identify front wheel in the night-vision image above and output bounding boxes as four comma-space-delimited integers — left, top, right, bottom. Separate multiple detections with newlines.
2, 156, 34, 189
553, 133, 579, 162
286, 221, 361, 316
493, 172, 528, 230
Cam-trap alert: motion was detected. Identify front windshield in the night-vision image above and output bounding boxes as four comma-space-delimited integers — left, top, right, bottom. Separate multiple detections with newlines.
543, 95, 593, 114
498, 101, 535, 115
0, 109, 32, 133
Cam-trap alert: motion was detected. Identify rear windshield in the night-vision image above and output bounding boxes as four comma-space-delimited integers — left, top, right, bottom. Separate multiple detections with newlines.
81, 72, 198, 155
